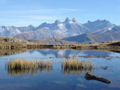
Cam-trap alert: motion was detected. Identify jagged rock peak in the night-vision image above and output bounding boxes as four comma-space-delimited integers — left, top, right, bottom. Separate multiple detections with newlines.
72, 18, 77, 22
55, 20, 61, 24
64, 17, 71, 23
95, 19, 110, 23
88, 20, 91, 23
28, 25, 34, 28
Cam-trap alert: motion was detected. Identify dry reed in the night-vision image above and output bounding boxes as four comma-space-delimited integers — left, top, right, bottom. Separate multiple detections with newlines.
62, 58, 93, 74
8, 59, 53, 75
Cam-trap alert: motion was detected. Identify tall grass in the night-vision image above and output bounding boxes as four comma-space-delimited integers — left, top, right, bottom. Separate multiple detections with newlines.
39, 60, 53, 72
8, 59, 53, 75
62, 58, 93, 74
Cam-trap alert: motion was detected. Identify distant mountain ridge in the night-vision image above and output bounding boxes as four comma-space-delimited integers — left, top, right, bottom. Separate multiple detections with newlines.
0, 18, 120, 44
63, 25, 120, 43
14, 18, 90, 40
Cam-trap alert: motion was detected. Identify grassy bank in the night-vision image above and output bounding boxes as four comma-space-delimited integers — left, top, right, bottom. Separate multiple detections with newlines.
27, 41, 120, 52
0, 49, 28, 56
0, 37, 120, 52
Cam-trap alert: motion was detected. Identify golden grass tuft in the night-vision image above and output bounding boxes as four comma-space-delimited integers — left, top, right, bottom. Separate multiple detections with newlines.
8, 59, 38, 69
8, 59, 53, 75
39, 60, 53, 72
62, 58, 93, 74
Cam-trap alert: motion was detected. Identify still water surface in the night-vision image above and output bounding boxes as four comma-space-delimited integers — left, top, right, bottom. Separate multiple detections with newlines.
0, 49, 120, 90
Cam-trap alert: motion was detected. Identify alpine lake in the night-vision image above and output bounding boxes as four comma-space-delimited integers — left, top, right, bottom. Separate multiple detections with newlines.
0, 49, 120, 90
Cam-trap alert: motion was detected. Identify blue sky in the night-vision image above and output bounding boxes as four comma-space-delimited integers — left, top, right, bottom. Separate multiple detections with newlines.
0, 0, 120, 26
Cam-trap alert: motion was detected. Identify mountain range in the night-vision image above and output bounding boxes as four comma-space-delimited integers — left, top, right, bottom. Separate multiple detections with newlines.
0, 18, 120, 44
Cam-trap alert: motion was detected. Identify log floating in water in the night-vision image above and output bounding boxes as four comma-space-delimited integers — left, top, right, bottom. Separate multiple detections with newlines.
85, 72, 111, 84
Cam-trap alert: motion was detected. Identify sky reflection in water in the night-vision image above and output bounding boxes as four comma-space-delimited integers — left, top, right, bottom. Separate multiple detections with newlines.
0, 49, 120, 90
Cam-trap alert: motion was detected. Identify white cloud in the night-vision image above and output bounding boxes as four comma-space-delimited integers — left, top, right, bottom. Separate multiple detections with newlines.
0, 8, 78, 26
20, 15, 62, 20
3, 15, 65, 26
60, 8, 78, 12
0, 8, 78, 14
21, 8, 78, 13
18, 15, 66, 25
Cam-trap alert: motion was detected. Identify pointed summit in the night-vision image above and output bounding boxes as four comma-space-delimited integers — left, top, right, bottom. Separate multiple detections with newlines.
88, 20, 91, 23
72, 18, 77, 22
64, 17, 71, 23
55, 20, 61, 24
28, 25, 34, 28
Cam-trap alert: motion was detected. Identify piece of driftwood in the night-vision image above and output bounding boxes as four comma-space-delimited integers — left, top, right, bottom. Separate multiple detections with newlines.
85, 72, 111, 84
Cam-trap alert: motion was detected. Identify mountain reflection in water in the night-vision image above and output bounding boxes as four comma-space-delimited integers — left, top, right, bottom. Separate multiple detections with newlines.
29, 49, 112, 58
0, 49, 119, 90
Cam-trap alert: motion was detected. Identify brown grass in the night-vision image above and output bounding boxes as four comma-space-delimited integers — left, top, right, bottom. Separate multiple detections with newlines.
62, 58, 93, 74
8, 59, 53, 75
